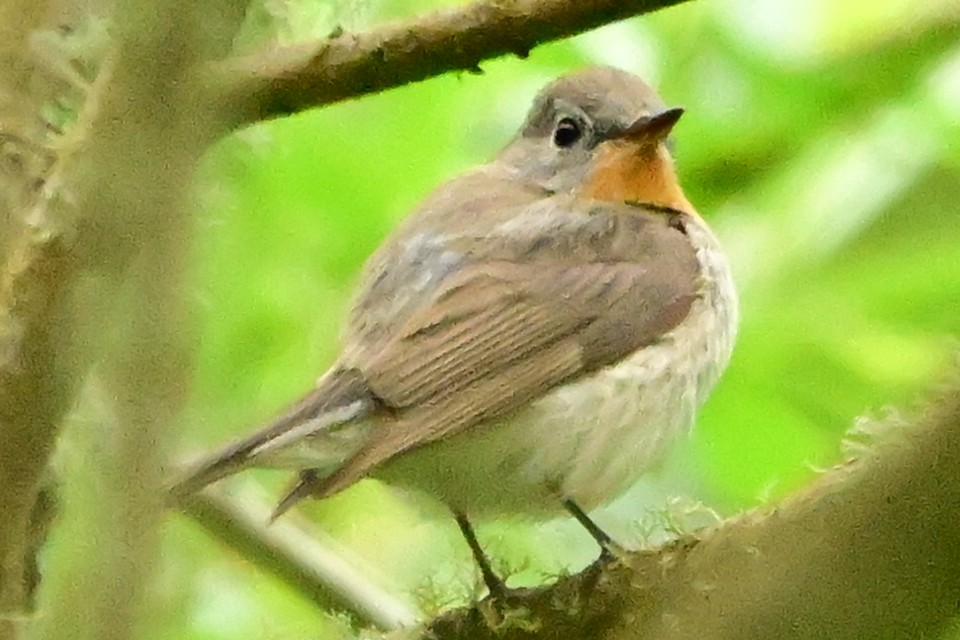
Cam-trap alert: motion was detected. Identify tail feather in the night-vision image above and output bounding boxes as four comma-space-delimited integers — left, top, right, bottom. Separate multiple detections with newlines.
269, 470, 320, 522
171, 366, 377, 507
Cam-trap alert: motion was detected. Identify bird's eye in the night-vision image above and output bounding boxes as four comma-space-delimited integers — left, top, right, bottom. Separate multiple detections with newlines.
553, 117, 583, 148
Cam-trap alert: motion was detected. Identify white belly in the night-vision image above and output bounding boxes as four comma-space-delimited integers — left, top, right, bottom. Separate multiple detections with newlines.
378, 222, 738, 517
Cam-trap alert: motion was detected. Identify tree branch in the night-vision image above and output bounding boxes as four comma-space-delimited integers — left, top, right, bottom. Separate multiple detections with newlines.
423, 377, 960, 639
180, 489, 419, 630
0, 1, 76, 633
7, 2, 244, 639
206, 0, 689, 128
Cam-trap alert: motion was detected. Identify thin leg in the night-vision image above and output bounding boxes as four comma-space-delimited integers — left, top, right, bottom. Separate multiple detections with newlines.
454, 512, 506, 598
563, 499, 616, 559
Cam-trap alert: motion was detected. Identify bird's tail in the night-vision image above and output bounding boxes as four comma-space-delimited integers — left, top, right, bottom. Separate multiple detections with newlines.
170, 367, 377, 510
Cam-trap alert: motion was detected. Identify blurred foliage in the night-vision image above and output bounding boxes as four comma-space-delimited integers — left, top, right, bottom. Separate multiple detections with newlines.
48, 0, 960, 637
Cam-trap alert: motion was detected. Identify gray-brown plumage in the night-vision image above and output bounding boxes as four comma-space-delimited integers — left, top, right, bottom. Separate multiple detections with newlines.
176, 66, 737, 526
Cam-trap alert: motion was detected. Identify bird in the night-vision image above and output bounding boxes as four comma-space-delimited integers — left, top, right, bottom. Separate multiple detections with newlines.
176, 65, 738, 594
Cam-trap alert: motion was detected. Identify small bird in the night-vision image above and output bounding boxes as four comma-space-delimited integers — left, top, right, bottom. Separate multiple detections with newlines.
177, 66, 737, 592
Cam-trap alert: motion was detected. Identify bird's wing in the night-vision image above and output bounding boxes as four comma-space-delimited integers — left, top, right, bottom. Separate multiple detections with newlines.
304, 204, 701, 503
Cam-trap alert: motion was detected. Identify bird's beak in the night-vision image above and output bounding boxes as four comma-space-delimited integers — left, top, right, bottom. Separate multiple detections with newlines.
605, 107, 685, 146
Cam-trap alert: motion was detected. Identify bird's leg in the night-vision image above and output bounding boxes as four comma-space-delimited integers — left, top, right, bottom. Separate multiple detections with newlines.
563, 499, 619, 561
454, 512, 508, 599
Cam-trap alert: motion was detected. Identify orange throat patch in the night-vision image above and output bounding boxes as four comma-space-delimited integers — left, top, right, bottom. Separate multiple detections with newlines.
581, 142, 693, 213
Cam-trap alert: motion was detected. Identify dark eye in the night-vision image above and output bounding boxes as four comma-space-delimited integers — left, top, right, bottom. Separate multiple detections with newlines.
553, 117, 583, 148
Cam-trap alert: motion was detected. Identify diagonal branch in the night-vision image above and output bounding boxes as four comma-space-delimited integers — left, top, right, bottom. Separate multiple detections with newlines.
207, 0, 689, 128
424, 377, 960, 639
179, 488, 420, 630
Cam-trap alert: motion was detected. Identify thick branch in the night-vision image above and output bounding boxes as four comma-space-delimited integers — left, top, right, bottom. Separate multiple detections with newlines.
0, 227, 71, 632
425, 382, 960, 639
0, 1, 72, 631
12, 2, 245, 639
207, 0, 689, 127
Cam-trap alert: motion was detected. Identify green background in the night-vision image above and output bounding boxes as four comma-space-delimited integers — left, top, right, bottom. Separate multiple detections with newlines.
53, 0, 960, 637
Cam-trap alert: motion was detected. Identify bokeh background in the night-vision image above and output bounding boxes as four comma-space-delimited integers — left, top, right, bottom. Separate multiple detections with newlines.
45, 0, 960, 637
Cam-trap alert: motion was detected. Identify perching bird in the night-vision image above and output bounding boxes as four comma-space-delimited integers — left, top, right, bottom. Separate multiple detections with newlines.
177, 65, 738, 593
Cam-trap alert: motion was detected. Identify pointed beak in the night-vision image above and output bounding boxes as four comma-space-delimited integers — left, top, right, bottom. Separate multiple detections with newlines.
605, 107, 684, 146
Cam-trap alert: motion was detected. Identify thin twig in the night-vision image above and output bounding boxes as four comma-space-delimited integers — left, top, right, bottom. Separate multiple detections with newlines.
178, 488, 420, 630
